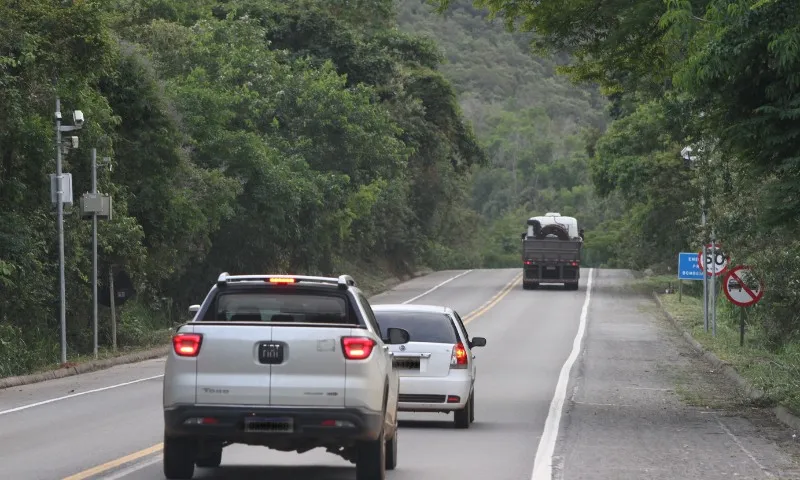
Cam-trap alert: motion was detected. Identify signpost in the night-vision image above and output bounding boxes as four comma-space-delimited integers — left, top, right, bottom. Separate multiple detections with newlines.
722, 266, 764, 346
698, 242, 728, 336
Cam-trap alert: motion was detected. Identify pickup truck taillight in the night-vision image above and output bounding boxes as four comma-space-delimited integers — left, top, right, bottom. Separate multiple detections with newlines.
173, 333, 203, 357
450, 343, 468, 369
341, 337, 376, 360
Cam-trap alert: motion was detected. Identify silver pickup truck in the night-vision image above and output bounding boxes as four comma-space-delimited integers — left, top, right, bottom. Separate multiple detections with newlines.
162, 273, 410, 480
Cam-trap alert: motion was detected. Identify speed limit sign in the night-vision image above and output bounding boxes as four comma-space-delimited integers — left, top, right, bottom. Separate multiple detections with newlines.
697, 243, 729, 276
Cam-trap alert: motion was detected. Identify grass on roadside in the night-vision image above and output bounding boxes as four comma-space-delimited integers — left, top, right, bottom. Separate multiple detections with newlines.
632, 274, 800, 415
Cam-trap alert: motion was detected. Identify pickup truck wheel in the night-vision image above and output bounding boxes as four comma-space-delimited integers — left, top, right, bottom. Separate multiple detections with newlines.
385, 428, 398, 470
356, 428, 386, 480
454, 398, 471, 429
195, 446, 222, 468
163, 436, 196, 480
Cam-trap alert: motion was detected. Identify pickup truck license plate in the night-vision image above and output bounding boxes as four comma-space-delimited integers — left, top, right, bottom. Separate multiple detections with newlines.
546, 266, 557, 270
244, 416, 294, 433
393, 357, 421, 370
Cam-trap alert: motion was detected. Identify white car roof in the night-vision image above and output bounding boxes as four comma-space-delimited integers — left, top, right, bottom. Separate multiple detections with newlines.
371, 304, 451, 315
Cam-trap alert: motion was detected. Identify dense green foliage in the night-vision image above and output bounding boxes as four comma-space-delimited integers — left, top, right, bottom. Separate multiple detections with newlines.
439, 0, 800, 346
0, 0, 491, 375
396, 0, 616, 267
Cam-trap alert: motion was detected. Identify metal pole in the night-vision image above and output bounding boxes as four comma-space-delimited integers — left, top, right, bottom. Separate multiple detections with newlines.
55, 97, 67, 364
92, 148, 98, 359
740, 307, 745, 347
701, 198, 708, 332
110, 266, 117, 353
710, 233, 717, 337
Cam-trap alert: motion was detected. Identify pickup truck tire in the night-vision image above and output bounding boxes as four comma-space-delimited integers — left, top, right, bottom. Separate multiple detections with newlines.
163, 436, 196, 480
195, 445, 222, 468
454, 396, 471, 429
356, 426, 386, 480
385, 428, 398, 470
522, 282, 539, 290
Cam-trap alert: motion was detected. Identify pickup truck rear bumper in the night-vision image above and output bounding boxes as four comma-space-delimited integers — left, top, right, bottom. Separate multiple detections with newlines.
164, 405, 383, 443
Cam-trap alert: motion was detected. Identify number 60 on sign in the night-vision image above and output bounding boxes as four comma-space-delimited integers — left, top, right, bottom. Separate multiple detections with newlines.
697, 243, 729, 276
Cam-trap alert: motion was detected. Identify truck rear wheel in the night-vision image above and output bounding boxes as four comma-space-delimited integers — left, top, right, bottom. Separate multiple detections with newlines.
356, 427, 386, 480
163, 435, 196, 480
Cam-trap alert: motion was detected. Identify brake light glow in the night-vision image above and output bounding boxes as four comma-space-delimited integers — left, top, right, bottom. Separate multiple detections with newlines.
450, 343, 468, 369
268, 277, 296, 284
172, 333, 203, 357
341, 337, 376, 360
184, 417, 218, 425
447, 395, 461, 403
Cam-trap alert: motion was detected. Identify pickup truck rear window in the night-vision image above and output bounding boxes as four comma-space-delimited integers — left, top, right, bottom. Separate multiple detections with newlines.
373, 311, 458, 344
203, 291, 355, 325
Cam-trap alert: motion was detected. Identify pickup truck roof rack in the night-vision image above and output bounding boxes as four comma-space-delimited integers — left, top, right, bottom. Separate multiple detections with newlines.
216, 272, 356, 290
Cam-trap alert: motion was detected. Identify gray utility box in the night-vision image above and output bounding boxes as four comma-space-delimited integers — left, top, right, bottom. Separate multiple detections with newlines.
50, 173, 74, 207
80, 193, 113, 220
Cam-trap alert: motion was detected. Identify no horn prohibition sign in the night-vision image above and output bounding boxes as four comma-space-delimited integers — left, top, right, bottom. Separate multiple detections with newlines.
723, 266, 764, 307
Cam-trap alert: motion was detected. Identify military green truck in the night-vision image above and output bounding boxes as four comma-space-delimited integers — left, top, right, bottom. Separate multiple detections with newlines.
520, 213, 584, 290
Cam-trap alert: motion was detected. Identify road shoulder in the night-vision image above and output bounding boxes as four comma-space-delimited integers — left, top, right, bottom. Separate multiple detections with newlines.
554, 269, 800, 479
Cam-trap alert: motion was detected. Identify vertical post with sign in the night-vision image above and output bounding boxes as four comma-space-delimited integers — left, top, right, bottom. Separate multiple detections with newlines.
698, 243, 728, 337
722, 266, 764, 346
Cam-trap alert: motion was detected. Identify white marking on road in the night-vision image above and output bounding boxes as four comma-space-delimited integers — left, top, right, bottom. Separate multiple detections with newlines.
101, 456, 161, 480
531, 268, 594, 480
0, 375, 164, 417
713, 414, 774, 477
401, 269, 473, 304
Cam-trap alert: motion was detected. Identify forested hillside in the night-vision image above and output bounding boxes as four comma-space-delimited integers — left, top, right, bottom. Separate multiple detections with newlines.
396, 0, 621, 267
435, 0, 800, 355
0, 0, 489, 375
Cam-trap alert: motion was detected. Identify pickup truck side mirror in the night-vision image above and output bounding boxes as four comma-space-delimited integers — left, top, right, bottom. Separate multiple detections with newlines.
384, 327, 410, 345
189, 304, 200, 315
579, 228, 585, 240
470, 337, 487, 348
521, 232, 526, 240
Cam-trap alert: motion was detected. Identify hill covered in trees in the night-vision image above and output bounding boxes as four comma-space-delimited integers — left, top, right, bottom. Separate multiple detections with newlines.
0, 0, 629, 376
0, 0, 489, 375
396, 0, 622, 267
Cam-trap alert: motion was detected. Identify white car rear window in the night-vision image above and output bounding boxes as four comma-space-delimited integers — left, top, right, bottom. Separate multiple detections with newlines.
374, 311, 458, 344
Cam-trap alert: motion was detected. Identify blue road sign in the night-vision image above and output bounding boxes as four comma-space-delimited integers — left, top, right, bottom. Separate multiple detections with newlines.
678, 252, 704, 280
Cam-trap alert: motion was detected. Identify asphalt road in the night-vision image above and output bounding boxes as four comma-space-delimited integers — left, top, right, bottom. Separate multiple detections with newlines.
1, 268, 798, 480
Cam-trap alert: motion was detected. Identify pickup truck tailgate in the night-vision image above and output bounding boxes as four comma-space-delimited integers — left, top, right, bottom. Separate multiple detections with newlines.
194, 323, 272, 405
269, 326, 348, 407
194, 324, 272, 405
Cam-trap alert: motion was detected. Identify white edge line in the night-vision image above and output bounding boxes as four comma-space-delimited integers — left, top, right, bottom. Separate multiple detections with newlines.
0, 374, 164, 416
400, 269, 473, 304
530, 268, 594, 480
101, 455, 162, 480
0, 270, 476, 418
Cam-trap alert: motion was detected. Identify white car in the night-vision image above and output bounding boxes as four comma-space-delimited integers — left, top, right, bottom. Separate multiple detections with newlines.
370, 304, 486, 429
